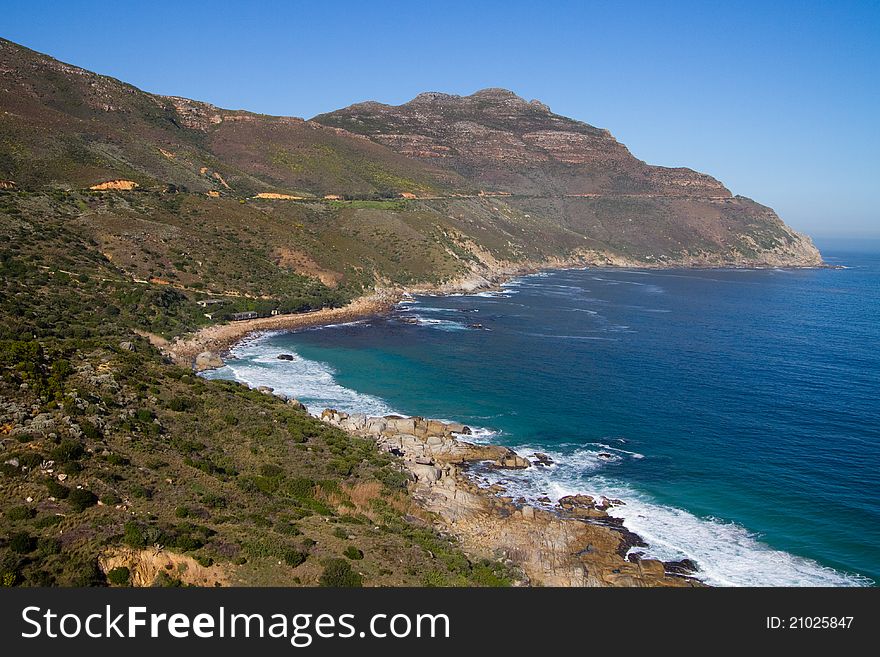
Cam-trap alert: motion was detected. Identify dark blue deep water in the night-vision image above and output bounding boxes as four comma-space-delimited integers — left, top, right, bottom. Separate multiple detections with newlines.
206, 248, 880, 586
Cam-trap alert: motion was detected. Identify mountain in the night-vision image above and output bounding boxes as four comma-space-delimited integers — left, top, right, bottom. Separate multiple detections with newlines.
1, 36, 820, 282
313, 88, 822, 267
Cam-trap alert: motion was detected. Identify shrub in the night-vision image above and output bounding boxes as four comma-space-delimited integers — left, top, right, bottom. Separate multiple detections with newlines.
151, 572, 182, 588
274, 521, 301, 536
16, 452, 43, 469
318, 559, 362, 587
123, 522, 146, 548
343, 546, 364, 560
100, 493, 122, 506
332, 527, 348, 540
202, 493, 226, 509
66, 559, 106, 587
259, 463, 284, 478
45, 479, 69, 499
469, 561, 511, 587
175, 506, 190, 518
68, 488, 98, 512
34, 514, 62, 528
79, 419, 101, 440
168, 397, 193, 412
106, 453, 129, 466
107, 567, 130, 585
51, 439, 84, 462
286, 477, 315, 499
9, 532, 36, 554
422, 570, 450, 587
60, 461, 83, 475
283, 549, 307, 567
5, 506, 35, 521
129, 484, 153, 499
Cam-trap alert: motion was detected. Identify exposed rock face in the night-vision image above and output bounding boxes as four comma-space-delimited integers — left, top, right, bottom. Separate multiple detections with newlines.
315, 88, 728, 198
313, 90, 822, 267
89, 179, 139, 191
321, 409, 700, 587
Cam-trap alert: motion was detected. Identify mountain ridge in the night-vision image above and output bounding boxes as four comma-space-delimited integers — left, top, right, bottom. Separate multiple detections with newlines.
1, 35, 821, 283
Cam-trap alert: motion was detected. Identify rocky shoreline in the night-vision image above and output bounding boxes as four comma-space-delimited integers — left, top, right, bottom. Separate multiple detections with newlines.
320, 410, 701, 587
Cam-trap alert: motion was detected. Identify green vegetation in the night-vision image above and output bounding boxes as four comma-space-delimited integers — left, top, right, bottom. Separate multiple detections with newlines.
0, 332, 518, 587
107, 566, 130, 585
319, 558, 363, 587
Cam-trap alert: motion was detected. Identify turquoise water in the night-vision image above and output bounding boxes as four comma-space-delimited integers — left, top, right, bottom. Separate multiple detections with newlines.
205, 248, 879, 586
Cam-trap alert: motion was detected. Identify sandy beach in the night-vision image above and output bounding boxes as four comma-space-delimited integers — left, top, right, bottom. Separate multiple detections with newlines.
160, 290, 402, 370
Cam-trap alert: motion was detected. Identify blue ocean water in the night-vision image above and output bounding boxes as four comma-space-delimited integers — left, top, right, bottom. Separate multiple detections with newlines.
205, 248, 880, 586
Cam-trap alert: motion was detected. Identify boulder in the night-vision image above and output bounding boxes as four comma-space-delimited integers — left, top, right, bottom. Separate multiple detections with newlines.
493, 454, 530, 469
446, 422, 471, 435
286, 398, 307, 412
194, 351, 223, 371
384, 417, 416, 434
663, 558, 699, 576
425, 419, 448, 436
365, 417, 388, 434
558, 494, 596, 509
277, 354, 294, 361
411, 463, 442, 483
118, 341, 135, 352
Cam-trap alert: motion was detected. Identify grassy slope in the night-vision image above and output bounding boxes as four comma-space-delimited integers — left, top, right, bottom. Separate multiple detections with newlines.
0, 38, 466, 198
0, 190, 519, 587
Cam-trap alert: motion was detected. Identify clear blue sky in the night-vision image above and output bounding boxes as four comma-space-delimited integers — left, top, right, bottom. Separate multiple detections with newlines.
4, 0, 878, 237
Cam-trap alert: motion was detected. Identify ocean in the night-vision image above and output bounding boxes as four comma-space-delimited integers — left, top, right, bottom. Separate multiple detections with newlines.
203, 245, 880, 586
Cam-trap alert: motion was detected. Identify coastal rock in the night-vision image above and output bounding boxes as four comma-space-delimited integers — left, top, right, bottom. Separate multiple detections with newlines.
663, 558, 699, 576
277, 354, 294, 360
194, 351, 223, 371
411, 463, 443, 483
558, 494, 596, 508
286, 398, 307, 412
532, 452, 553, 466
493, 454, 531, 469
319, 408, 700, 588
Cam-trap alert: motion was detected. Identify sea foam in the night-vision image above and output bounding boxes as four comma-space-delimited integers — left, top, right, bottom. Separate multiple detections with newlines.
202, 333, 396, 417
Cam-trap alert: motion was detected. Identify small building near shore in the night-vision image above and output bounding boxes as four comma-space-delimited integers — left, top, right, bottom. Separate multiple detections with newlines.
230, 311, 259, 321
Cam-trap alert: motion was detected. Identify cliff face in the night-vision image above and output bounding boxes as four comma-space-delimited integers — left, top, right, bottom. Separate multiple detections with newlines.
314, 89, 822, 267
314, 88, 728, 198
0, 37, 821, 271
